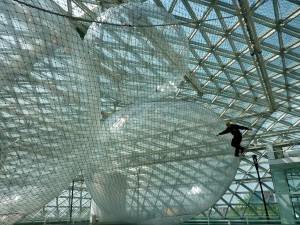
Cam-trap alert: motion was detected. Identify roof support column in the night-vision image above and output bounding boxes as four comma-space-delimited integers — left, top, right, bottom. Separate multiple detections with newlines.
233, 0, 277, 111
268, 144, 297, 224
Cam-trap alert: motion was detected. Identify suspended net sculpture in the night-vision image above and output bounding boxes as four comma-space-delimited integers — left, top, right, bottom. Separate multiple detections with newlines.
0, 1, 100, 224
84, 101, 240, 225
84, 2, 189, 104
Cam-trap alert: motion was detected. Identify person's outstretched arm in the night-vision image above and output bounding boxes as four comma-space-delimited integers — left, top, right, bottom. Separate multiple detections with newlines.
236, 125, 252, 130
217, 127, 230, 136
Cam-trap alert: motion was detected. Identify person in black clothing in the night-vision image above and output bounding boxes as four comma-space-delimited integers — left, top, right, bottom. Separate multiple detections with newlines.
217, 122, 252, 157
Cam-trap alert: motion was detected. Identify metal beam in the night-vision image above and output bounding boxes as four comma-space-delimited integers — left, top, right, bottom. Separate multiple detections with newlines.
232, 0, 277, 111
72, 0, 97, 19
247, 139, 300, 151
224, 111, 272, 121
183, 72, 204, 96
48, 0, 92, 38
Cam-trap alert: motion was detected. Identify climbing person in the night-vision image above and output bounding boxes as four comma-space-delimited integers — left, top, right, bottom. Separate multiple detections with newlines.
217, 122, 252, 157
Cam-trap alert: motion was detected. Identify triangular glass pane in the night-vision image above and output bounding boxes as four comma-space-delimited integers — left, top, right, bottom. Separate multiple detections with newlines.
188, 1, 208, 19
206, 66, 218, 75
254, 1, 275, 19
262, 49, 273, 59
181, 25, 193, 35
191, 30, 206, 44
287, 15, 300, 28
230, 73, 244, 82
282, 32, 298, 47
285, 57, 297, 68
172, 0, 192, 19
194, 48, 207, 58
218, 54, 231, 64
204, 81, 217, 89
272, 111, 286, 120
71, 2, 85, 17
209, 105, 223, 114
229, 60, 242, 70
254, 22, 270, 37
266, 70, 280, 84
242, 61, 255, 71
232, 39, 247, 52
277, 0, 299, 19
159, 0, 173, 11
291, 45, 300, 55
230, 195, 241, 204
233, 24, 244, 35
224, 85, 236, 94
268, 56, 282, 68
262, 31, 279, 46
220, 10, 238, 29
219, 0, 233, 4
195, 67, 207, 79
218, 38, 232, 51
196, 66, 206, 75
271, 74, 285, 84
248, 0, 257, 7
206, 32, 221, 45
217, 71, 228, 80
52, 0, 67, 10
205, 9, 222, 28
206, 53, 218, 64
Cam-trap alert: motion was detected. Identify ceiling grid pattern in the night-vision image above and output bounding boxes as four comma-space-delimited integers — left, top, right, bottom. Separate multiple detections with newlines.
67, 0, 299, 219
7, 0, 299, 222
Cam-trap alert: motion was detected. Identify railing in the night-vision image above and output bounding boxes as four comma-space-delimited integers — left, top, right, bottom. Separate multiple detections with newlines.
182, 218, 283, 224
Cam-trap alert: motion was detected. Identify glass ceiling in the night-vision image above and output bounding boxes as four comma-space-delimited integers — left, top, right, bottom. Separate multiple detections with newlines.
51, 0, 300, 145
3, 0, 300, 223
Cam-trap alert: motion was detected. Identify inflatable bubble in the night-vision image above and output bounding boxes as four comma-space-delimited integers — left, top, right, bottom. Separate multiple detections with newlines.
84, 101, 239, 225
84, 2, 189, 103
0, 1, 100, 224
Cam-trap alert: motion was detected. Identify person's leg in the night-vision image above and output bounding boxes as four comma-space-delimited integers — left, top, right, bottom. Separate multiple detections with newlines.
231, 137, 240, 157
238, 137, 246, 155
232, 136, 244, 156
234, 146, 240, 157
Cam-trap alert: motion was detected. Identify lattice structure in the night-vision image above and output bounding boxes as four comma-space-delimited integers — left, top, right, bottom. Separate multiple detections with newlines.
19, 179, 91, 223
2, 0, 300, 224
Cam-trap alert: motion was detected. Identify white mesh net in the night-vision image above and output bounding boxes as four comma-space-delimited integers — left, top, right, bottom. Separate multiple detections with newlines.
1, 1, 241, 225
84, 101, 239, 225
0, 0, 101, 224
84, 2, 189, 103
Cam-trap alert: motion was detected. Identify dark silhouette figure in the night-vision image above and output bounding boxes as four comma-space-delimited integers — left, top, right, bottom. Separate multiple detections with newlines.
217, 122, 252, 157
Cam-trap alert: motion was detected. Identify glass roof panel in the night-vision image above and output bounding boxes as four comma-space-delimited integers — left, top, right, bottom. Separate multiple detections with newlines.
254, 0, 275, 19
282, 32, 299, 46
159, 0, 173, 11
172, 0, 191, 19
188, 1, 208, 18
254, 22, 271, 37
220, 10, 238, 28
287, 15, 300, 27
233, 24, 245, 35
206, 9, 223, 28
263, 31, 279, 45
277, 0, 299, 18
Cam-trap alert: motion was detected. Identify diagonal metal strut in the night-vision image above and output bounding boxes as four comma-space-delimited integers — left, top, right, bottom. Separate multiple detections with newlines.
233, 0, 277, 112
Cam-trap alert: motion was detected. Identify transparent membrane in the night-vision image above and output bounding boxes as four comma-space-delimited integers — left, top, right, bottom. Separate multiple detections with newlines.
84, 101, 240, 225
